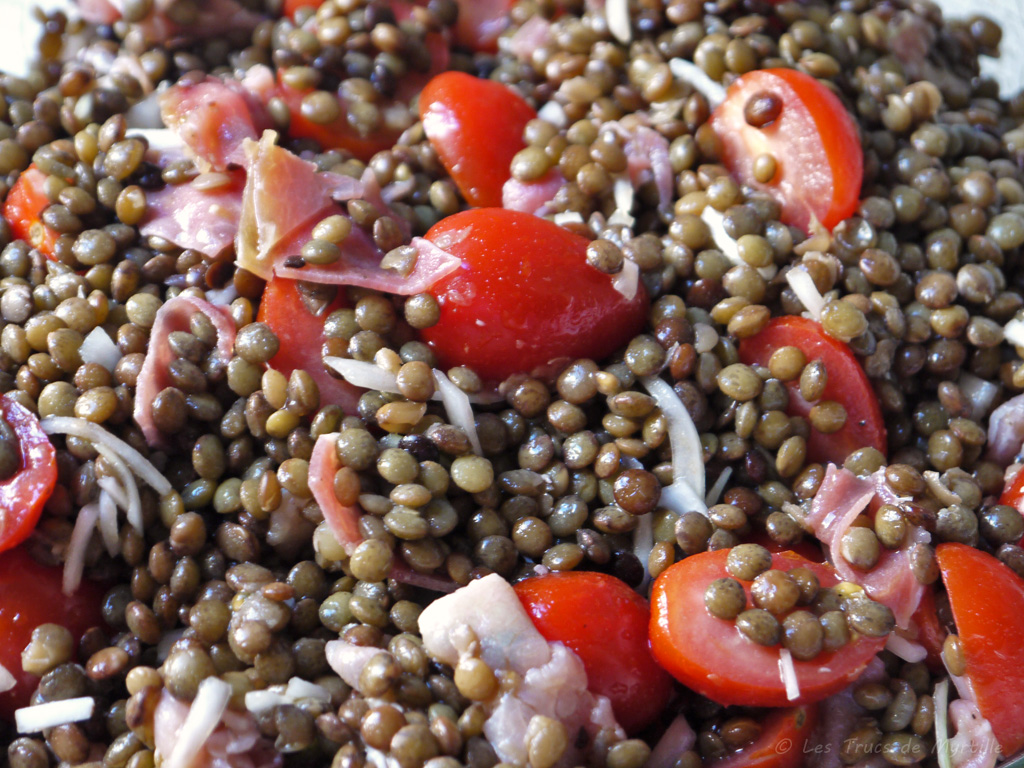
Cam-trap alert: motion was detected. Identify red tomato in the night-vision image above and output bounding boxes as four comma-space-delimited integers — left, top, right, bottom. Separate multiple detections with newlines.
513, 572, 673, 735
936, 543, 1024, 756
0, 546, 106, 718
3, 165, 60, 261
283, 0, 323, 17
419, 209, 648, 381
419, 72, 536, 208
256, 276, 362, 413
905, 586, 946, 673
649, 549, 886, 708
710, 68, 862, 233
738, 316, 886, 466
710, 705, 818, 768
0, 396, 57, 554
998, 468, 1024, 548
452, 0, 513, 52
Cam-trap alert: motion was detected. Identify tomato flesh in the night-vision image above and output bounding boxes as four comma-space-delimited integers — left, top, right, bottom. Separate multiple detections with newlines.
710, 705, 818, 768
419, 209, 648, 381
650, 549, 886, 707
419, 72, 536, 208
738, 316, 886, 466
513, 571, 673, 735
936, 542, 1024, 756
3, 165, 60, 261
0, 546, 106, 718
710, 68, 862, 233
0, 395, 58, 554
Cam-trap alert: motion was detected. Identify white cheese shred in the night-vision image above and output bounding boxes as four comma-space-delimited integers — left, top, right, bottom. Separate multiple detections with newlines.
63, 502, 99, 596
433, 369, 483, 456
785, 267, 826, 322
164, 677, 231, 768
606, 0, 631, 43
668, 58, 727, 107
16, 696, 95, 733
80, 327, 122, 371
778, 648, 801, 701
0, 661, 15, 693
935, 678, 952, 768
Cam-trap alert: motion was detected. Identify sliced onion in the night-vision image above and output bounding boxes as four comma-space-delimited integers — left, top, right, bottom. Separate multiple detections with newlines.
935, 678, 952, 768
0, 662, 15, 693
610, 177, 636, 228
324, 357, 400, 392
701, 205, 776, 280
284, 677, 332, 703
612, 259, 640, 302
668, 58, 727, 107
97, 475, 130, 510
885, 633, 928, 663
647, 713, 696, 768
632, 510, 653, 589
538, 100, 568, 128
94, 444, 143, 533
605, 0, 631, 43
97, 488, 120, 556
205, 284, 240, 306
243, 689, 288, 715
705, 466, 732, 507
164, 677, 232, 768
80, 327, 121, 371
778, 648, 800, 701
63, 503, 99, 596
433, 369, 482, 455
641, 376, 706, 505
553, 212, 585, 226
16, 697, 95, 733
958, 372, 999, 422
785, 267, 826, 322
1005, 317, 1024, 349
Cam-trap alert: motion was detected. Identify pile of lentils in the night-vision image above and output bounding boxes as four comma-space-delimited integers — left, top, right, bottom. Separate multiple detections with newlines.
3, 0, 1024, 766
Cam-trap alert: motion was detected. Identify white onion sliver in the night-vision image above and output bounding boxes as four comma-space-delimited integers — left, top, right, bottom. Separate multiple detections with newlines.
612, 259, 640, 302
778, 648, 801, 701
79, 327, 122, 371
97, 476, 130, 510
93, 444, 143, 533
537, 100, 568, 128
885, 634, 928, 663
244, 689, 289, 714
324, 356, 400, 393
958, 372, 999, 422
1005, 317, 1024, 349
97, 489, 120, 556
785, 267, 826, 322
0, 662, 15, 694
40, 417, 171, 496
647, 713, 696, 768
935, 678, 952, 768
641, 376, 705, 499
661, 479, 709, 517
632, 510, 653, 588
63, 503, 99, 596
705, 466, 732, 507
553, 211, 585, 226
700, 206, 741, 264
433, 369, 482, 455
605, 0, 631, 43
164, 677, 232, 768
16, 697, 95, 733
668, 58, 727, 107
205, 284, 240, 306
284, 677, 332, 703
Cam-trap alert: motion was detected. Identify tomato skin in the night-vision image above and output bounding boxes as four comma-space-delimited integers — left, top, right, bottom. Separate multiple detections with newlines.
738, 316, 885, 466
452, 0, 513, 51
3, 165, 60, 261
0, 395, 58, 554
936, 543, 1024, 756
283, 0, 322, 17
419, 72, 536, 208
419, 209, 648, 381
513, 572, 672, 735
710, 705, 818, 768
0, 546, 106, 719
906, 586, 946, 673
650, 550, 886, 708
710, 68, 862, 233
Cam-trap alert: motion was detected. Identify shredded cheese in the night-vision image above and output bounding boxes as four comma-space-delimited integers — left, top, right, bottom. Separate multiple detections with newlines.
163, 677, 231, 768
16, 697, 95, 733
778, 648, 801, 701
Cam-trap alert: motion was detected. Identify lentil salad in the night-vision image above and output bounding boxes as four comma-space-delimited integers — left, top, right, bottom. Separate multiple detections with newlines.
1, 0, 1024, 767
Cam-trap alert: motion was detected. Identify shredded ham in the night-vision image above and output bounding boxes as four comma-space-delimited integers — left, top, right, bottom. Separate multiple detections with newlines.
308, 432, 363, 557
418, 574, 625, 767
140, 170, 246, 259
987, 392, 1024, 466
133, 295, 236, 448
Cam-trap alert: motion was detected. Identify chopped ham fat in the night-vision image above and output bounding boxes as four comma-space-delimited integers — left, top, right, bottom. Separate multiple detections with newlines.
948, 699, 998, 768
140, 170, 246, 259
417, 574, 625, 767
133, 296, 235, 448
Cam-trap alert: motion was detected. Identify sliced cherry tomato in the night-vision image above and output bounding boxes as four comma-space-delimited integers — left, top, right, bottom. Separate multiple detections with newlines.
419, 209, 648, 381
256, 276, 362, 413
513, 571, 673, 735
0, 395, 57, 554
936, 542, 1024, 756
738, 316, 886, 466
3, 165, 60, 261
650, 549, 886, 708
452, 0, 513, 52
710, 705, 818, 768
419, 72, 536, 208
710, 68, 863, 233
0, 546, 106, 718
998, 468, 1024, 548
283, 0, 323, 17
905, 586, 946, 673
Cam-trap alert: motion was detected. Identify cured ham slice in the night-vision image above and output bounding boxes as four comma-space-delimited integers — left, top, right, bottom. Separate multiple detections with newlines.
603, 119, 674, 210
139, 171, 245, 259
308, 432, 362, 557
133, 296, 235, 448
502, 170, 565, 216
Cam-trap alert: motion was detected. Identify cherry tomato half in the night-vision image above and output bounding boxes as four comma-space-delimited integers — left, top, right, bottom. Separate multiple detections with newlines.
650, 549, 886, 708
738, 316, 886, 466
513, 571, 673, 735
936, 542, 1024, 756
419, 209, 648, 381
3, 165, 60, 261
419, 72, 537, 208
710, 705, 818, 768
710, 68, 863, 233
0, 395, 58, 554
0, 546, 106, 718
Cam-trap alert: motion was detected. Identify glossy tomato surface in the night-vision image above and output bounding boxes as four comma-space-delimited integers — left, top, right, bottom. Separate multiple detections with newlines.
710, 68, 862, 233
452, 0, 513, 51
0, 546, 106, 718
513, 571, 672, 735
936, 543, 1024, 756
650, 549, 886, 707
419, 72, 536, 208
738, 316, 886, 466
419, 209, 648, 381
709, 705, 818, 768
3, 165, 59, 261
0, 395, 57, 554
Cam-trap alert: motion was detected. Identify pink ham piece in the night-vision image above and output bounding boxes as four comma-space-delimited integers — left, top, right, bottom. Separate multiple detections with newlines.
647, 715, 696, 768
804, 465, 928, 629
309, 432, 362, 557
502, 169, 565, 216
153, 690, 280, 768
948, 699, 998, 768
604, 119, 674, 210
75, 0, 264, 48
140, 171, 245, 259
133, 296, 235, 448
507, 15, 552, 62
987, 392, 1024, 466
